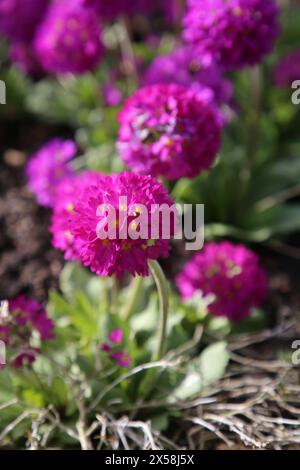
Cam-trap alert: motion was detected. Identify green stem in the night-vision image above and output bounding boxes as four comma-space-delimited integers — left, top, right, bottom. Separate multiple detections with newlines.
148, 260, 169, 361
239, 66, 262, 217
134, 262, 169, 402
246, 65, 261, 172
111, 276, 120, 313
122, 276, 143, 321
116, 17, 139, 93
101, 278, 110, 312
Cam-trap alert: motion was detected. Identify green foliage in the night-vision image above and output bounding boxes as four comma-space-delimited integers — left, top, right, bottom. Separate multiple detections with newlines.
0, 262, 233, 447
0, 66, 29, 117
169, 341, 229, 402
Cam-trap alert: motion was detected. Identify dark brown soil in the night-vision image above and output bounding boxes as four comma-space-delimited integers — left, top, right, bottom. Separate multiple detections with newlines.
0, 118, 66, 302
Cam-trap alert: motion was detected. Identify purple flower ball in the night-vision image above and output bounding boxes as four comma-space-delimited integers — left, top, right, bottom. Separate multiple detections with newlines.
143, 47, 233, 108
34, 0, 104, 74
9, 296, 55, 341
9, 41, 43, 75
13, 350, 39, 368
26, 138, 77, 208
0, 0, 50, 42
3, 295, 54, 369
70, 172, 176, 278
110, 351, 132, 368
108, 329, 124, 344
100, 328, 132, 368
103, 82, 123, 107
164, 0, 186, 25
176, 241, 268, 322
274, 49, 300, 88
183, 0, 280, 70
118, 84, 222, 180
50, 171, 103, 261
83, 0, 158, 21
1, 296, 54, 368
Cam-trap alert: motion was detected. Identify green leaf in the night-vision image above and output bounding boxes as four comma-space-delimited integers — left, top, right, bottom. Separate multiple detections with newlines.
168, 371, 203, 402
197, 341, 229, 387
49, 378, 70, 407
22, 389, 45, 408
48, 290, 100, 341
71, 292, 100, 339
59, 262, 101, 304
130, 294, 158, 333
151, 414, 169, 432
168, 341, 229, 403
267, 204, 300, 235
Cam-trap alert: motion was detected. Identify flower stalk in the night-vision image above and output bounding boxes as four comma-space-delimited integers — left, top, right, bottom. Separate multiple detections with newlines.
148, 260, 169, 360
122, 275, 143, 321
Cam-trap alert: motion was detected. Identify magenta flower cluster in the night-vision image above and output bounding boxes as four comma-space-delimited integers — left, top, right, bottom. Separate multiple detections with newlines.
68, 172, 176, 278
0, 0, 50, 74
118, 84, 222, 180
101, 329, 132, 368
183, 0, 280, 70
34, 0, 104, 74
143, 47, 233, 109
0, 0, 49, 42
274, 49, 300, 88
0, 296, 54, 368
50, 171, 102, 261
176, 241, 268, 322
0, 0, 105, 75
83, 0, 158, 21
102, 82, 123, 107
8, 296, 54, 340
26, 138, 77, 208
9, 41, 43, 75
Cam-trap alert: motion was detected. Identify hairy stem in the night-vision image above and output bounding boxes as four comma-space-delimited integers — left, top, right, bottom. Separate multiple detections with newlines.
148, 260, 169, 360
111, 276, 120, 313
122, 275, 143, 321
246, 65, 261, 170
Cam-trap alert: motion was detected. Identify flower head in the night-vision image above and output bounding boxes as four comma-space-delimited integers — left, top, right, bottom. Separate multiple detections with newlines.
183, 0, 280, 70
164, 0, 185, 25
108, 329, 124, 344
0, 0, 49, 42
100, 329, 131, 368
8, 296, 54, 340
70, 172, 176, 277
118, 84, 222, 180
176, 241, 268, 322
102, 82, 123, 107
274, 49, 300, 88
13, 349, 40, 369
0, 296, 54, 368
34, 0, 104, 74
83, 0, 158, 21
26, 138, 77, 208
50, 171, 103, 260
110, 351, 132, 368
143, 47, 233, 108
9, 41, 43, 75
